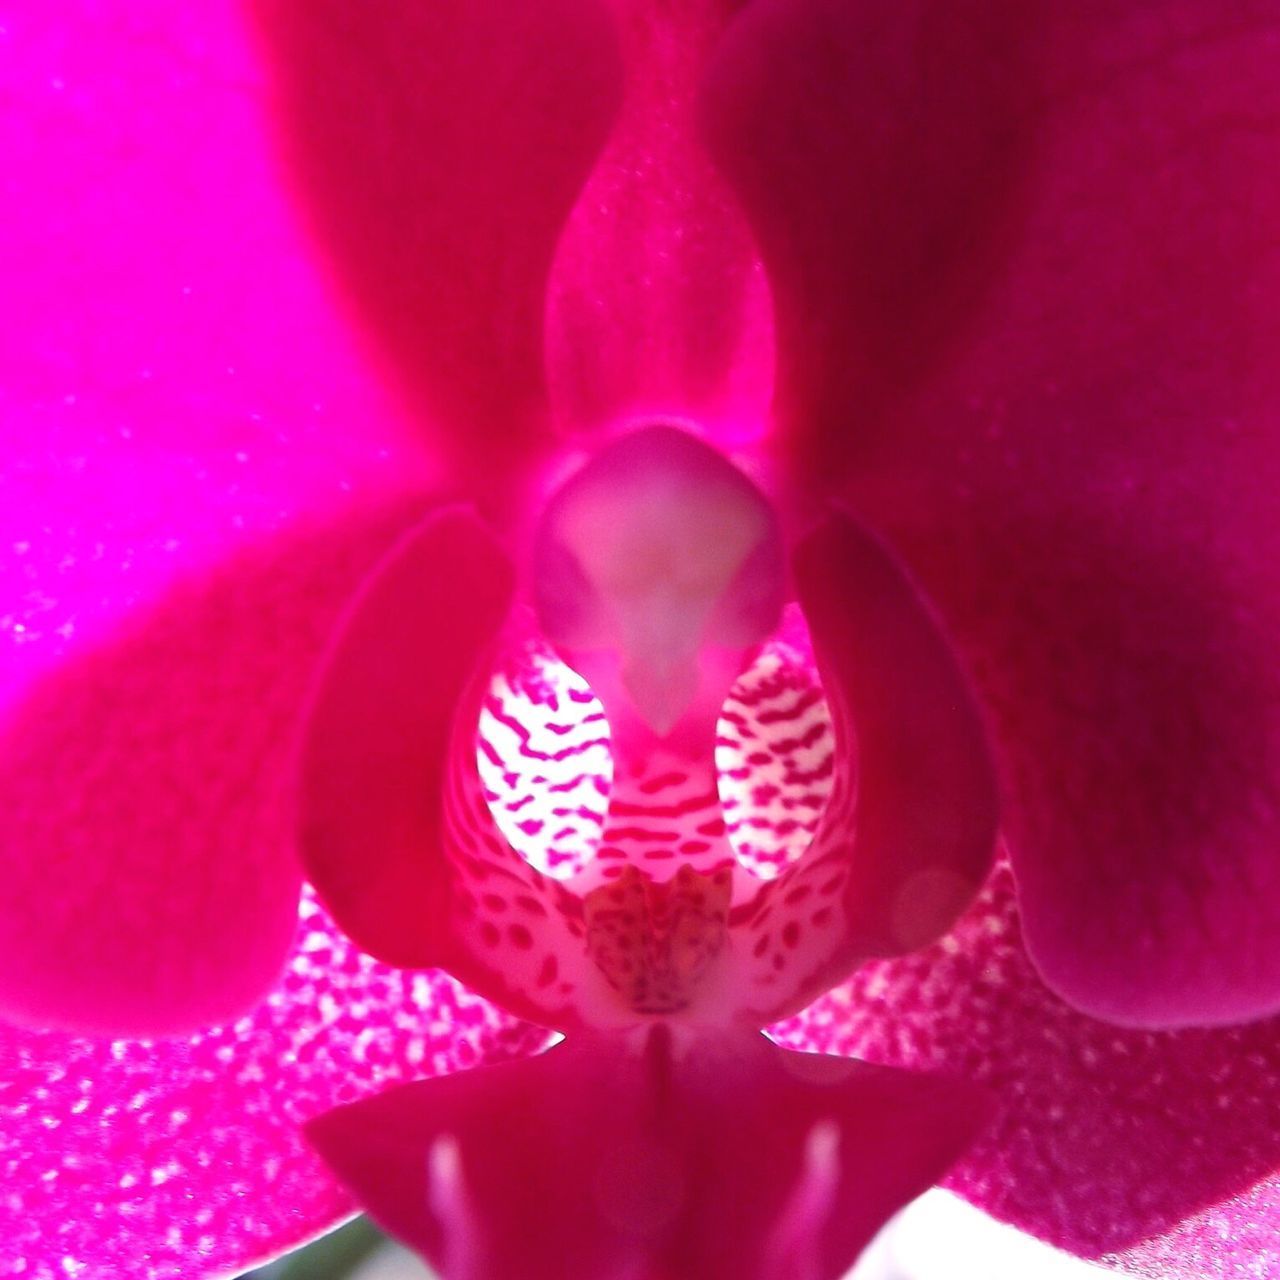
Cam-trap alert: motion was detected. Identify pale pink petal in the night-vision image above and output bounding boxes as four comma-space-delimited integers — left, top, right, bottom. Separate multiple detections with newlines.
308, 1029, 990, 1280
0, 887, 546, 1280
704, 0, 1280, 1027
256, 0, 623, 489
776, 864, 1280, 1280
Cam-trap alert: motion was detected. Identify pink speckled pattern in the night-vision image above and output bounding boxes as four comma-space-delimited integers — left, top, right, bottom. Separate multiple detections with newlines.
774, 864, 1280, 1279
0, 889, 546, 1280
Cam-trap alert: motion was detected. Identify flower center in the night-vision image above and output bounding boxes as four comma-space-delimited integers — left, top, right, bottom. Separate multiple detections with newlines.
521, 424, 790, 1017
584, 864, 731, 1015
533, 423, 785, 760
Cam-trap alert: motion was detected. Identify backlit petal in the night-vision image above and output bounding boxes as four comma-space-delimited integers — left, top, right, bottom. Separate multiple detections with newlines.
256, 0, 623, 490
1, 0, 441, 1032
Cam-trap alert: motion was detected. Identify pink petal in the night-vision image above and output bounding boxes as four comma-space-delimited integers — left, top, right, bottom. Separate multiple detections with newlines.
0, 887, 546, 1280
545, 1, 773, 441
0, 0, 436, 1025
0, 499, 422, 1036
775, 863, 1280, 1279
704, 0, 1280, 1026
3, 2, 434, 480
729, 513, 997, 1024
256, 0, 623, 488
307, 1028, 990, 1280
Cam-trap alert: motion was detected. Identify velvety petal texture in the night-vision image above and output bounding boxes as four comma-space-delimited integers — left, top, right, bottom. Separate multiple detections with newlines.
308, 1028, 990, 1280
545, 0, 773, 440
0, 889, 545, 1280
0, 0, 440, 1035
704, 0, 1280, 1028
256, 0, 623, 490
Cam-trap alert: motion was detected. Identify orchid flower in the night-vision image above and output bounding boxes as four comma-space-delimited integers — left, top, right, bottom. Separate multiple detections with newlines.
3, 2, 1280, 1279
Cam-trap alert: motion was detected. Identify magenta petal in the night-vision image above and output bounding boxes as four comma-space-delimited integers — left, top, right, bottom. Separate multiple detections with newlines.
0, 505, 421, 1036
307, 1030, 990, 1280
4, 2, 432, 473
2, 1, 448, 1031
0, 888, 545, 1280
706, 1, 1280, 1027
256, 0, 623, 485
700, 0, 1037, 481
300, 509, 515, 972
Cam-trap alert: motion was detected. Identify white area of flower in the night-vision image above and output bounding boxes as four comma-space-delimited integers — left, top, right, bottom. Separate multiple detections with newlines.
475, 649, 612, 878
849, 1190, 1116, 1280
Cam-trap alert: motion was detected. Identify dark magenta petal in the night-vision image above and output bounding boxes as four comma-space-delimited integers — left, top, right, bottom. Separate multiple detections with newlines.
307, 1028, 991, 1280
728, 513, 997, 1024
300, 509, 515, 971
0, 889, 546, 1280
706, 1, 1280, 1027
256, 0, 622, 487
776, 863, 1280, 1278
